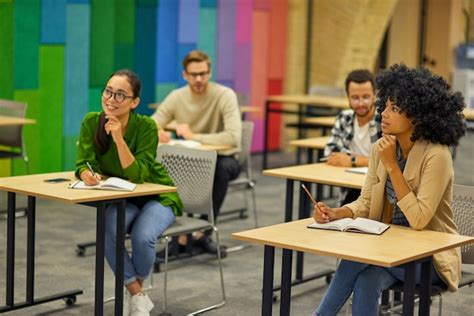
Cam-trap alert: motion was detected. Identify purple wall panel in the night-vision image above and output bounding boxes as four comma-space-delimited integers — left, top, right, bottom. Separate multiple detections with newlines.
215, 0, 235, 81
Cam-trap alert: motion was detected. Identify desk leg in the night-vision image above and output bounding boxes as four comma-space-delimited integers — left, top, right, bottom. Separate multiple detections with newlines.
402, 261, 416, 316
284, 179, 294, 222
307, 148, 314, 164
26, 196, 36, 302
295, 182, 309, 280
262, 245, 275, 316
280, 249, 293, 316
6, 192, 16, 307
419, 257, 432, 316
95, 204, 106, 315
114, 200, 126, 316
263, 101, 270, 170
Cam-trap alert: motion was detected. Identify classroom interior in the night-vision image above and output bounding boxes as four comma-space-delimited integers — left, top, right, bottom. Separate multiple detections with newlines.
1, 0, 474, 315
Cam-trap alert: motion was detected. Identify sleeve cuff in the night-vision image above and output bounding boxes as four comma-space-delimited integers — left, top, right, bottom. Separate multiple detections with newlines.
123, 160, 141, 182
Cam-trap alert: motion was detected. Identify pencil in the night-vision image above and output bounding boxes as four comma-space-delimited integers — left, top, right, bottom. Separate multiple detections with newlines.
301, 184, 317, 205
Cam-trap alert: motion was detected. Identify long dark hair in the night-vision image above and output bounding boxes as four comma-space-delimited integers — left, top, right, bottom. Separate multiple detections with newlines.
94, 69, 141, 154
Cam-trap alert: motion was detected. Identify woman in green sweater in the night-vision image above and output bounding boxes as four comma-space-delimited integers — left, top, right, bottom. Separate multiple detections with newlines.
75, 69, 182, 316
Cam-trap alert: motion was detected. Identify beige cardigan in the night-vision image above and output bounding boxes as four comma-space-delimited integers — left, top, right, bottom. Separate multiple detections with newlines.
345, 140, 461, 292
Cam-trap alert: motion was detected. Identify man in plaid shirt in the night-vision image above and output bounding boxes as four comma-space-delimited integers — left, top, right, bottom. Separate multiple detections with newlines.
324, 69, 382, 204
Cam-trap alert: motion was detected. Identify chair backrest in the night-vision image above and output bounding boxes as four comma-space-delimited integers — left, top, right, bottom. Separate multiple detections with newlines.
157, 145, 217, 219
0, 99, 27, 148
237, 121, 254, 169
452, 184, 474, 264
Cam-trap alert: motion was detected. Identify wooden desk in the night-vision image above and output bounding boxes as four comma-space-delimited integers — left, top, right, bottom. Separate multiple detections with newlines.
302, 116, 336, 127
463, 108, 474, 121
232, 218, 474, 316
0, 171, 176, 315
263, 94, 347, 169
263, 163, 365, 295
289, 136, 330, 164
0, 115, 36, 126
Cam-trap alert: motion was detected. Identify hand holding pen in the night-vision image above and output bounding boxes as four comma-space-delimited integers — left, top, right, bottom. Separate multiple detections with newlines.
302, 184, 335, 223
81, 162, 101, 186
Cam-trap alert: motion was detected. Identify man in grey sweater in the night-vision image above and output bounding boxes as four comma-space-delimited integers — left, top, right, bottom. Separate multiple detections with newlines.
151, 50, 242, 255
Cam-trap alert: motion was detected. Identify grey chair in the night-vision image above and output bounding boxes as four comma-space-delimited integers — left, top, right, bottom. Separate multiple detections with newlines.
0, 99, 29, 218
220, 121, 258, 228
387, 184, 474, 315
0, 99, 29, 171
156, 145, 226, 315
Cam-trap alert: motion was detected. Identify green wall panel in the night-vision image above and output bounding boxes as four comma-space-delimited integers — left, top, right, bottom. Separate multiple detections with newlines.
90, 0, 115, 86
114, 43, 134, 70
115, 0, 135, 44
89, 87, 103, 112
39, 46, 64, 172
14, 0, 40, 89
12, 90, 41, 175
0, 2, 13, 98
63, 135, 78, 171
155, 83, 177, 103
198, 7, 216, 67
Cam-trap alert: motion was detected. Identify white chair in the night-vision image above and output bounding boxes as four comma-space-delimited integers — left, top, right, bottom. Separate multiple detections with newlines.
156, 145, 226, 315
220, 121, 258, 228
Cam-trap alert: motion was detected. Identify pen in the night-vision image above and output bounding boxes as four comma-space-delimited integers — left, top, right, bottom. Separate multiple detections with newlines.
86, 162, 97, 178
301, 184, 318, 205
319, 157, 329, 162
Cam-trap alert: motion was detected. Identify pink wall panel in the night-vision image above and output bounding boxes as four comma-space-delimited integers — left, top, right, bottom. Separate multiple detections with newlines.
236, 0, 253, 43
250, 10, 269, 152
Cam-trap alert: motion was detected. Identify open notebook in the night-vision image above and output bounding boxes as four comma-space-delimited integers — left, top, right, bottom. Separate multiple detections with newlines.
69, 177, 136, 192
345, 167, 368, 174
307, 217, 389, 235
167, 139, 202, 148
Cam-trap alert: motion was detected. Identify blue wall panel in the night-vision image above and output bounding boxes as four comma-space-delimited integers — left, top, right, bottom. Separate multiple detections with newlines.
178, 0, 199, 43
64, 4, 90, 136
156, 0, 178, 83
41, 0, 66, 44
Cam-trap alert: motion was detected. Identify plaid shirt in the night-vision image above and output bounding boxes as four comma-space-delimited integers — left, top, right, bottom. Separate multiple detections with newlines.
324, 109, 382, 157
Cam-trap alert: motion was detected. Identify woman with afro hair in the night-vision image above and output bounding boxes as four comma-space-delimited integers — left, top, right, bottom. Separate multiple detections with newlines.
312, 64, 466, 316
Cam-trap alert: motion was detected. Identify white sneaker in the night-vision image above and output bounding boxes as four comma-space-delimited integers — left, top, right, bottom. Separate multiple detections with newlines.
130, 293, 154, 316
123, 289, 131, 316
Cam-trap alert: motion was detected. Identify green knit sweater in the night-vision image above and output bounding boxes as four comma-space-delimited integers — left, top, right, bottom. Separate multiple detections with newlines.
75, 111, 183, 216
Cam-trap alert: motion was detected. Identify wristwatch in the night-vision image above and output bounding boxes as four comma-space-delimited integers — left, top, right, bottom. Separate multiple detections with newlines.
351, 155, 357, 167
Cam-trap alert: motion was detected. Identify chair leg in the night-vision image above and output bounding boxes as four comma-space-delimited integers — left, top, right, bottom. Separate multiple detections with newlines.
438, 294, 442, 316
161, 236, 171, 316
187, 227, 226, 315
250, 184, 258, 228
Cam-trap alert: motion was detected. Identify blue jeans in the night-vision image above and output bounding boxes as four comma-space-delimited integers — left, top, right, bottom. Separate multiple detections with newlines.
104, 200, 175, 285
314, 259, 442, 316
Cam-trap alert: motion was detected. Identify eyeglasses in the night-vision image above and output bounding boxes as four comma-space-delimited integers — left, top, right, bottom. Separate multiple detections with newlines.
102, 88, 135, 103
350, 95, 373, 105
186, 71, 210, 79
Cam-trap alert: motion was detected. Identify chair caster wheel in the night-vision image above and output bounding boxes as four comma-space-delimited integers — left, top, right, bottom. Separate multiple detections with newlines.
76, 247, 85, 257
64, 295, 77, 306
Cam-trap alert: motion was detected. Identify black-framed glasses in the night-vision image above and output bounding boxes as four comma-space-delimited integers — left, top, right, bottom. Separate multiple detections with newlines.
186, 71, 210, 79
102, 88, 135, 103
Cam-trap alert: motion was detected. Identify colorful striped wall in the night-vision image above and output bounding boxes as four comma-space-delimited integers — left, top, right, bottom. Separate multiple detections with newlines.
0, 0, 288, 176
